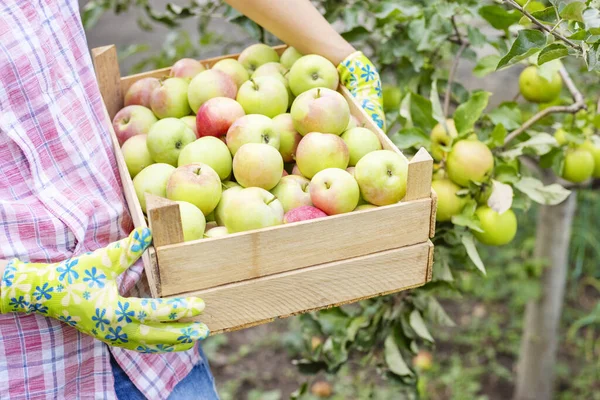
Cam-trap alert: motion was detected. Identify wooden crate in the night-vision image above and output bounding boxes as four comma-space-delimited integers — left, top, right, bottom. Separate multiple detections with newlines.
91, 45, 436, 334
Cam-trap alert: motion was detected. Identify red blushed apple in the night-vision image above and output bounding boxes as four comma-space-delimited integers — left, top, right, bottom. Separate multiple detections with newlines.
188, 70, 238, 114
273, 113, 302, 163
180, 115, 198, 138
124, 77, 161, 108
295, 132, 349, 179
291, 88, 350, 136
283, 206, 327, 223
170, 58, 206, 79
112, 105, 157, 145
309, 168, 359, 215
196, 97, 245, 138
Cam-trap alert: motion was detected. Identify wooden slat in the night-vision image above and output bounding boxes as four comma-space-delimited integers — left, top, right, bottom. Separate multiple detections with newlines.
179, 241, 432, 334
405, 147, 434, 202
91, 45, 123, 120
146, 195, 184, 247
426, 241, 434, 282
156, 198, 431, 295
429, 188, 438, 238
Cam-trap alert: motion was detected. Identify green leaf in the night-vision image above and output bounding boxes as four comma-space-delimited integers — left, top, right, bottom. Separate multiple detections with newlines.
409, 310, 434, 342
473, 55, 502, 77
479, 5, 521, 30
489, 123, 507, 149
488, 102, 522, 130
316, 308, 350, 336
454, 91, 491, 135
587, 42, 600, 72
451, 201, 484, 232
583, 8, 600, 34
409, 92, 437, 131
497, 29, 547, 70
538, 43, 569, 65
82, 1, 107, 29
426, 296, 456, 327
559, 1, 586, 23
388, 127, 430, 150
467, 26, 488, 48
487, 180, 514, 214
341, 26, 371, 42
539, 147, 565, 175
514, 177, 571, 205
430, 80, 445, 125
501, 133, 558, 159
461, 234, 486, 275
384, 335, 413, 376
531, 7, 559, 24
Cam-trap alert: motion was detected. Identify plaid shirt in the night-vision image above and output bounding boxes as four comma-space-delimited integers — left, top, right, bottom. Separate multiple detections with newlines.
0, 1, 201, 398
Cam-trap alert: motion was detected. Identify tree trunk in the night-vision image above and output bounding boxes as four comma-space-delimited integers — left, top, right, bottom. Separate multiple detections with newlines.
514, 192, 577, 400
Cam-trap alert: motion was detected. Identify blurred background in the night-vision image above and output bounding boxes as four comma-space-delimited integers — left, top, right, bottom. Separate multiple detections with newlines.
80, 1, 599, 399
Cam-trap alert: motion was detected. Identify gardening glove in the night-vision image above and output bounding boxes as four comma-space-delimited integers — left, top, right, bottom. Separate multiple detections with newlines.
338, 51, 386, 131
1, 227, 209, 353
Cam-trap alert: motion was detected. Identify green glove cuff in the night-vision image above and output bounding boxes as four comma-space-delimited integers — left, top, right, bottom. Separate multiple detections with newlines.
338, 51, 386, 131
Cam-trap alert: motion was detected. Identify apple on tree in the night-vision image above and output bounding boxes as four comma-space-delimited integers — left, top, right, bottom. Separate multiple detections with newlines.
226, 114, 280, 155
223, 187, 284, 233
188, 70, 237, 113
124, 77, 160, 108
271, 175, 312, 212
291, 87, 350, 136
430, 119, 457, 161
147, 118, 196, 166
519, 65, 562, 104
581, 138, 600, 178
150, 77, 192, 119
196, 97, 245, 138
166, 163, 222, 216
211, 58, 250, 89
473, 206, 517, 246
446, 139, 494, 187
561, 147, 594, 183
170, 58, 206, 80
354, 150, 408, 206
236, 77, 289, 118
178, 136, 233, 181
295, 132, 349, 179
288, 55, 339, 96
233, 143, 284, 190
176, 200, 206, 242
310, 168, 360, 215
112, 105, 157, 145
121, 134, 153, 178
133, 163, 176, 213
431, 179, 466, 222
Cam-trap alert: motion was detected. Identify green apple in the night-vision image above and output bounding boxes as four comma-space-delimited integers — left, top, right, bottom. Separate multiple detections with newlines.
519, 66, 562, 104
354, 204, 377, 211
345, 115, 360, 131
382, 85, 402, 112
561, 147, 594, 183
176, 200, 206, 242
270, 175, 312, 212
291, 88, 350, 136
252, 62, 288, 77
280, 47, 303, 69
133, 163, 176, 213
430, 119, 457, 161
147, 118, 196, 166
196, 97, 245, 138
288, 55, 339, 96
355, 150, 408, 206
237, 44, 280, 73
251, 70, 294, 107
295, 132, 349, 179
204, 226, 229, 238
236, 77, 288, 118
188, 70, 237, 113
180, 115, 198, 138
233, 143, 283, 190
170, 58, 206, 79
112, 105, 157, 145
225, 114, 279, 155
554, 128, 568, 146
150, 77, 192, 119
211, 58, 250, 89
473, 206, 517, 246
121, 134, 153, 178
223, 187, 284, 233
272, 113, 302, 162
214, 184, 242, 226
581, 139, 600, 178
341, 127, 382, 166
124, 77, 161, 109
431, 179, 466, 222
166, 163, 222, 215
446, 139, 494, 187
309, 168, 359, 215
178, 136, 233, 180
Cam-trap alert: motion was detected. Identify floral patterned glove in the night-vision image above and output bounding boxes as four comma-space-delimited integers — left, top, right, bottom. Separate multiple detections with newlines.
338, 51, 386, 131
1, 228, 209, 353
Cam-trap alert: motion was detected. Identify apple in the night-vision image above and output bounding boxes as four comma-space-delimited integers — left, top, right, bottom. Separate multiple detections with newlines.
519, 65, 562, 103
554, 128, 568, 146
147, 118, 196, 166
280, 47, 303, 69
205, 221, 218, 231
176, 201, 206, 242
251, 69, 294, 107
310, 168, 359, 215
295, 132, 349, 179
473, 206, 517, 246
214, 184, 243, 226
430, 119, 457, 161
413, 351, 433, 372
431, 179, 466, 222
237, 43, 280, 73
121, 134, 153, 178
223, 187, 284, 233
252, 62, 288, 77
188, 70, 237, 113
233, 143, 283, 190
180, 115, 198, 138
581, 139, 600, 178
178, 136, 233, 180
204, 226, 229, 238
345, 115, 360, 131
124, 77, 160, 108
170, 58, 206, 79
272, 113, 302, 162
236, 77, 288, 118
112, 105, 157, 145
341, 127, 382, 166
150, 77, 192, 119
133, 163, 176, 213
166, 163, 222, 215
212, 58, 250, 89
270, 175, 311, 212
446, 139, 494, 187
288, 55, 339, 96
283, 205, 327, 223
561, 147, 594, 183
355, 150, 408, 206
291, 88, 350, 136
346, 166, 356, 176
383, 85, 402, 112
196, 97, 245, 138
291, 164, 303, 177
226, 114, 279, 155
354, 204, 377, 211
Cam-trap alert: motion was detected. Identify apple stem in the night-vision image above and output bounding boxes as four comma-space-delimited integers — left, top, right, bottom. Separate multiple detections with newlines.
266, 195, 277, 205
316, 88, 321, 98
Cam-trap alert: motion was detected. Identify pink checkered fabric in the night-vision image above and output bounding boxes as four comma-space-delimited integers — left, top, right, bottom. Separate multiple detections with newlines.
0, 1, 201, 398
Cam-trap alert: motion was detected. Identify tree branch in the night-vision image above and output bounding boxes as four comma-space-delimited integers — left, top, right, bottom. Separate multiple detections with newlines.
503, 67, 586, 146
444, 17, 468, 117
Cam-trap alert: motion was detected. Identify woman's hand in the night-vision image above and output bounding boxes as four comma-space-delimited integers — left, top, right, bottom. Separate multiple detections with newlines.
1, 228, 209, 353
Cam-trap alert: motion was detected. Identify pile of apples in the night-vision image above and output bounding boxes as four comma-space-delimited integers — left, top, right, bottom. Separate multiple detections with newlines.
114, 44, 408, 241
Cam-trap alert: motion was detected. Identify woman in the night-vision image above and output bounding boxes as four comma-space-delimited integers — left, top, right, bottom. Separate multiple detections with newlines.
0, 0, 384, 398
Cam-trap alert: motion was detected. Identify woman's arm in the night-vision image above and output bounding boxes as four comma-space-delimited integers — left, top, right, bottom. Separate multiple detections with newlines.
223, 0, 355, 65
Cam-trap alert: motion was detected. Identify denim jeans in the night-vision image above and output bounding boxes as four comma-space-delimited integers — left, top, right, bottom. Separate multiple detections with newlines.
111, 346, 220, 400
